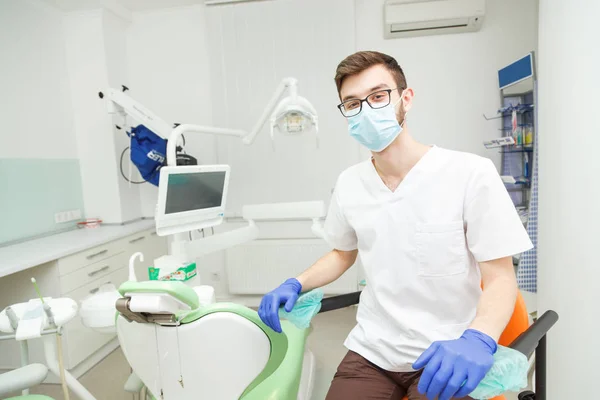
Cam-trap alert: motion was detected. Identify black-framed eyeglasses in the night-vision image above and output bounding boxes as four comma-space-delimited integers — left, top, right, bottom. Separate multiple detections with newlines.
337, 88, 401, 118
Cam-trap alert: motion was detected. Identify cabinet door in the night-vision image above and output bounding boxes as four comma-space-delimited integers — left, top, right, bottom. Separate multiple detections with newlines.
62, 266, 128, 369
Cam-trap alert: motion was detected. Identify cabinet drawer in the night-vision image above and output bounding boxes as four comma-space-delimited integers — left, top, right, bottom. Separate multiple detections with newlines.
124, 231, 150, 248
63, 266, 129, 368
60, 252, 126, 295
58, 240, 122, 277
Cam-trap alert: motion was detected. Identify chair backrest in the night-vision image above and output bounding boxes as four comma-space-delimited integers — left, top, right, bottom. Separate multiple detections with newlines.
118, 311, 272, 400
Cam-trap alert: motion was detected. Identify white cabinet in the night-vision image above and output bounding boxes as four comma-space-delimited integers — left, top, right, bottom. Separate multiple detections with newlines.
57, 240, 123, 276
59, 228, 167, 369
59, 252, 128, 294
0, 227, 168, 374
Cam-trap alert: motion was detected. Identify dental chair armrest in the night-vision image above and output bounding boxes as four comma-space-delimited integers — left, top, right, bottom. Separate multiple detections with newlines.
0, 364, 48, 397
318, 291, 361, 313
509, 310, 559, 357
241, 321, 308, 400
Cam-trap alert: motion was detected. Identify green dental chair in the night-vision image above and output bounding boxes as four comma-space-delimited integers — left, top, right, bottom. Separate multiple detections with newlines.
113, 281, 316, 400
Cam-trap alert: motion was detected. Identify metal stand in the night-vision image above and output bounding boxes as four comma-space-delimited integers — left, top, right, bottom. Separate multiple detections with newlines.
535, 335, 547, 400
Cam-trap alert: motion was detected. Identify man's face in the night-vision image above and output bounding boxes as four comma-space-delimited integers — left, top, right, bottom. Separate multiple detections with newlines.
339, 64, 410, 122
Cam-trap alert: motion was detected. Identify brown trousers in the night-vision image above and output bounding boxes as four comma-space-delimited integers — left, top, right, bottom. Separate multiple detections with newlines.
325, 351, 474, 400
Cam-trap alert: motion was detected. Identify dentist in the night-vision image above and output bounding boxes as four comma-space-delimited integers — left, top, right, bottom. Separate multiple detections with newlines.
258, 51, 532, 400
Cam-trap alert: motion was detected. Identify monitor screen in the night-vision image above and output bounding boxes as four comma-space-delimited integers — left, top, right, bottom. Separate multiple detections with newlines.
165, 171, 226, 214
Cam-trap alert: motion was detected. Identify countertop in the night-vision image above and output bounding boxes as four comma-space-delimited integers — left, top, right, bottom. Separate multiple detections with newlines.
0, 219, 156, 279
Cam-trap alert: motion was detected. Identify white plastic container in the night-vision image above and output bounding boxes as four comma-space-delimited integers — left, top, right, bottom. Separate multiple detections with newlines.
80, 284, 121, 334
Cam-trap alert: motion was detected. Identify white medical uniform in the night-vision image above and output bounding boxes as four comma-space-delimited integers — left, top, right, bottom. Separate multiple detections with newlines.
323, 146, 533, 372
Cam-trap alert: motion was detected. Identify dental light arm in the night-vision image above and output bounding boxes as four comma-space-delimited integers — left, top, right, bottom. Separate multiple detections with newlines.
101, 77, 318, 165
165, 78, 316, 165
244, 77, 299, 146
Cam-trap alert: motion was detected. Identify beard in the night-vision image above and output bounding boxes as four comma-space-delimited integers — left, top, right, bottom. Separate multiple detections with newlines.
396, 108, 407, 126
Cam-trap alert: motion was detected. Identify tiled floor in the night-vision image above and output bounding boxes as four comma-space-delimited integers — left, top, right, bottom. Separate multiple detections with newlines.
15, 307, 522, 400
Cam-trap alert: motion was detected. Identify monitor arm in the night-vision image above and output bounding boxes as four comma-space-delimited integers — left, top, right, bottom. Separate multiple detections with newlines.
171, 201, 326, 263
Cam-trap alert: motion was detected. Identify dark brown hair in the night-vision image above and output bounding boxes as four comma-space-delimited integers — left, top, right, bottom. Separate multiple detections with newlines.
334, 51, 407, 97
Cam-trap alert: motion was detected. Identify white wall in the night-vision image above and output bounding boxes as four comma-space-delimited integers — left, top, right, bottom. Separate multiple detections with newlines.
0, 0, 76, 159
355, 0, 539, 164
148, 0, 540, 299
537, 0, 600, 398
203, 0, 539, 210
103, 9, 143, 222
206, 0, 361, 213
127, 5, 216, 217
63, 9, 145, 223
64, 10, 124, 223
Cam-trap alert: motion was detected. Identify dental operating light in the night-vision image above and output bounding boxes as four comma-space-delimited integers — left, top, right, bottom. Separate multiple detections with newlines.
166, 77, 318, 163
270, 82, 319, 143
101, 77, 319, 168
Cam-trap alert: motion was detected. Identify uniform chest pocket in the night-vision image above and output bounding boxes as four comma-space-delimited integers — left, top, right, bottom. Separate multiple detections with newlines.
415, 221, 467, 277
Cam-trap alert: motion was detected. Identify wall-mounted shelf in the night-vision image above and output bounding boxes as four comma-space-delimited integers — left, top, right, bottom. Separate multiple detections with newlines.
483, 103, 535, 120
483, 55, 536, 218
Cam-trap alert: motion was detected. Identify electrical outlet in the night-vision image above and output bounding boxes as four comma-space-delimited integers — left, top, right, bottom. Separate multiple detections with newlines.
54, 212, 68, 224
54, 212, 64, 224
55, 209, 82, 224
65, 209, 82, 222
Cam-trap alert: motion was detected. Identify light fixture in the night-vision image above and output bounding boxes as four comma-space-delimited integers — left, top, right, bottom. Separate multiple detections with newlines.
269, 79, 319, 144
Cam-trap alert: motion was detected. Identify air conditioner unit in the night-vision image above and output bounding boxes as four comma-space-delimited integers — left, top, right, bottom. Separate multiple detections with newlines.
384, 0, 486, 39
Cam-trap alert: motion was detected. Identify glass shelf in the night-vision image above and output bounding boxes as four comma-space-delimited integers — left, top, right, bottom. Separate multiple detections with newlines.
507, 186, 531, 192
500, 146, 534, 153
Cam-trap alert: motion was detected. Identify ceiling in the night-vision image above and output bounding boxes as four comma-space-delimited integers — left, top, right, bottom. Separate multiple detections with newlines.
41, 0, 206, 12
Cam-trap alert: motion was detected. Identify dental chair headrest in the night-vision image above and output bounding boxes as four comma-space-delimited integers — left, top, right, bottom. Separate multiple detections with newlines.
118, 281, 200, 310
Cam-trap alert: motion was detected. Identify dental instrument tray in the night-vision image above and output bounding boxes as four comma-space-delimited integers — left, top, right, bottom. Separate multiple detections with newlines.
0, 298, 78, 334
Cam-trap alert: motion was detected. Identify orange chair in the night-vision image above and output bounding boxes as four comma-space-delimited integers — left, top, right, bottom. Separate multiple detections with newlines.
402, 290, 530, 400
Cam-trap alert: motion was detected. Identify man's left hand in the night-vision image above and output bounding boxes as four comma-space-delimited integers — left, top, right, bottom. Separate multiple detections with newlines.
412, 329, 497, 400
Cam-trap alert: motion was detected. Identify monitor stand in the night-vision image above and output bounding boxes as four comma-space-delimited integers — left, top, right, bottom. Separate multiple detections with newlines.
156, 216, 224, 237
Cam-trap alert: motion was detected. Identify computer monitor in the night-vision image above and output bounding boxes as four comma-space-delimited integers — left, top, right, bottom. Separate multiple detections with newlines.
155, 165, 230, 236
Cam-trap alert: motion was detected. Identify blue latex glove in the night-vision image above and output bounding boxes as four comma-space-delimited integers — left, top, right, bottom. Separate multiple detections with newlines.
413, 329, 497, 400
258, 278, 302, 333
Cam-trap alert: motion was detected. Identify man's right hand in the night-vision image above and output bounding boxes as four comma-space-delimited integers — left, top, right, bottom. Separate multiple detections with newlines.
258, 278, 302, 333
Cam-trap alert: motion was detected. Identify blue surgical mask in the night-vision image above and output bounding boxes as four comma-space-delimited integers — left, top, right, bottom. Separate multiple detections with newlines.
348, 98, 404, 152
